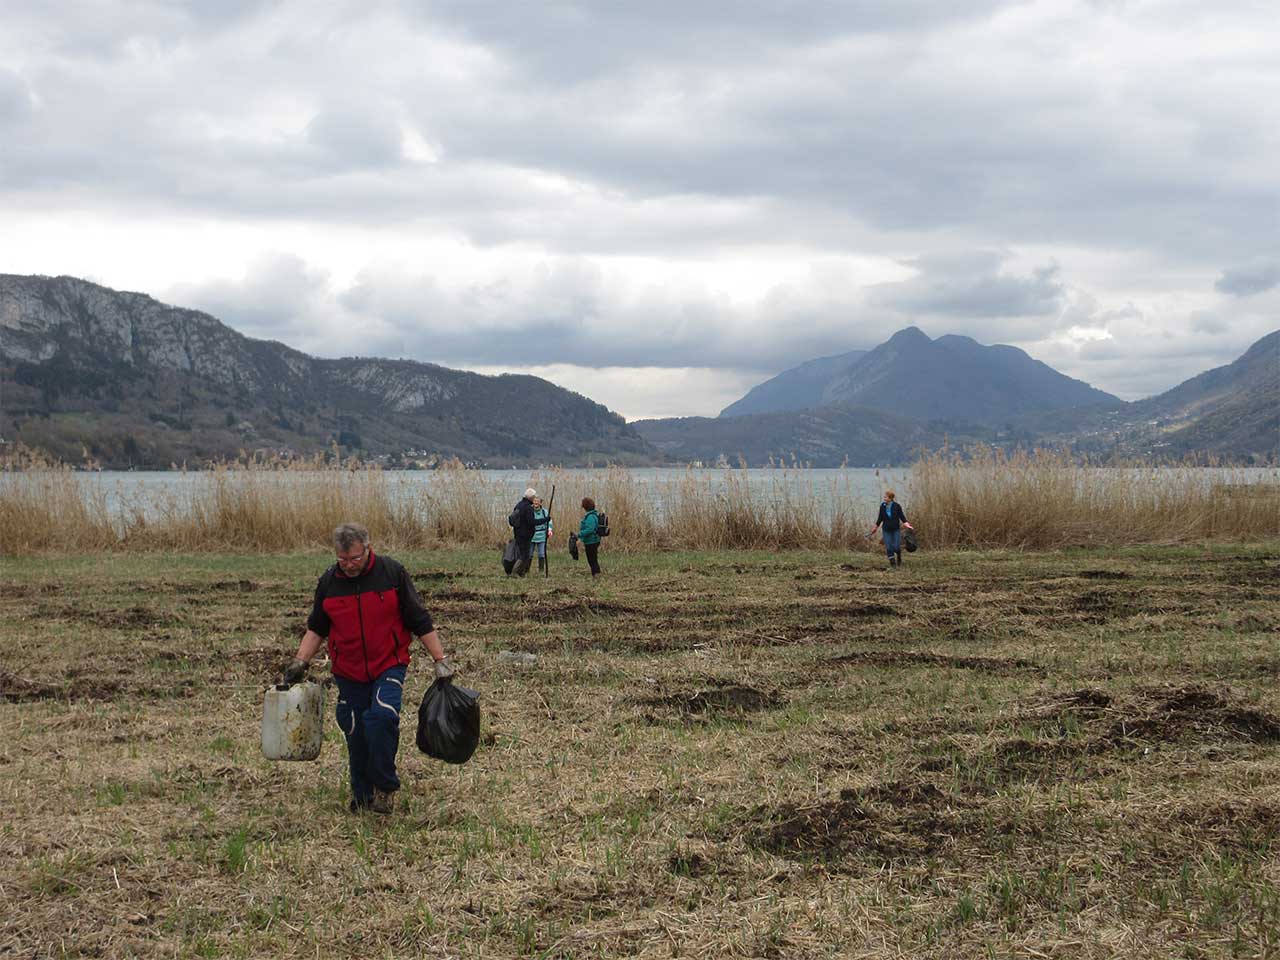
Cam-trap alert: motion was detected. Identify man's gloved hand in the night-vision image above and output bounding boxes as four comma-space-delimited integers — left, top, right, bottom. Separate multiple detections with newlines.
433, 656, 456, 680
282, 658, 309, 686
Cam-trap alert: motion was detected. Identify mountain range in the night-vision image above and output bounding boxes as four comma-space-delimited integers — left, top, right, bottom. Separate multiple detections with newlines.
721, 326, 1120, 423
636, 328, 1277, 465
0, 274, 651, 467
0, 273, 1274, 468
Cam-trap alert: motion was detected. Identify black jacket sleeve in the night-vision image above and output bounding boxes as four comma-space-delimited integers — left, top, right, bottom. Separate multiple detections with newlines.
306, 571, 333, 637
513, 499, 546, 540
392, 561, 435, 636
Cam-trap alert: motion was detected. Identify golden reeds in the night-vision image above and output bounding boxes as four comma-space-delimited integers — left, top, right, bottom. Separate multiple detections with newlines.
1, 444, 1277, 554
910, 446, 1280, 549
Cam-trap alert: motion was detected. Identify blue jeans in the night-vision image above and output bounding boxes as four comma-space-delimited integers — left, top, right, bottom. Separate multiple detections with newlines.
882, 529, 901, 558
533, 540, 547, 559
334, 665, 406, 805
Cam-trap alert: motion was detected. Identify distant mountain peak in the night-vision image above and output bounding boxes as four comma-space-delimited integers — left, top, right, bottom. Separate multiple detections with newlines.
887, 325, 932, 346
719, 325, 1120, 426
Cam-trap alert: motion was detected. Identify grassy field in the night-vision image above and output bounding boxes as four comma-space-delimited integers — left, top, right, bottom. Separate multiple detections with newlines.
2, 543, 1279, 958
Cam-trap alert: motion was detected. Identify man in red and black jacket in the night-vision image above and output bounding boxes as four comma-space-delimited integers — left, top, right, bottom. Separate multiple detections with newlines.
283, 522, 455, 814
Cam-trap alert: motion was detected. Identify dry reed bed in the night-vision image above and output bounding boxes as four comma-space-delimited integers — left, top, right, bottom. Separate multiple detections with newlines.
1, 446, 1277, 554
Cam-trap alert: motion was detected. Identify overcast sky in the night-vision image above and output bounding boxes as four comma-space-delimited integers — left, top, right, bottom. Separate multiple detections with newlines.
2, 1, 1276, 420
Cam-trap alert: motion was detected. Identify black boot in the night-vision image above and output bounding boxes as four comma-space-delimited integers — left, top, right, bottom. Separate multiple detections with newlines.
895, 551, 903, 567
537, 556, 545, 574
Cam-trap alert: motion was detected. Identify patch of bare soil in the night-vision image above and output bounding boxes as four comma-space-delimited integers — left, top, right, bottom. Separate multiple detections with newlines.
794, 585, 850, 598
1103, 686, 1280, 745
629, 631, 715, 653
521, 599, 638, 622
0, 669, 122, 703
1025, 688, 1114, 717
237, 647, 291, 677
745, 779, 963, 866
429, 587, 486, 602
825, 650, 1041, 674
104, 606, 172, 628
160, 579, 265, 596
639, 682, 781, 721
1185, 556, 1280, 588
1078, 569, 1131, 580
828, 602, 900, 619
1175, 801, 1280, 849
986, 685, 1280, 786
1070, 589, 1134, 617
204, 579, 260, 592
411, 569, 455, 582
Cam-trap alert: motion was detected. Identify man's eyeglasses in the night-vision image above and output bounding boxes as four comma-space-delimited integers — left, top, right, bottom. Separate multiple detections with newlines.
336, 547, 368, 568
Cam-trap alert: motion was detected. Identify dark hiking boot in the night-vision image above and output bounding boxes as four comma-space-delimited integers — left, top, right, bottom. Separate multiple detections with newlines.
895, 552, 903, 567
371, 787, 395, 815
537, 557, 546, 573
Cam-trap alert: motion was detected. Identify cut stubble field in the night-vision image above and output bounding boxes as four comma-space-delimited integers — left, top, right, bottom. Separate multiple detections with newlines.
2, 544, 1279, 958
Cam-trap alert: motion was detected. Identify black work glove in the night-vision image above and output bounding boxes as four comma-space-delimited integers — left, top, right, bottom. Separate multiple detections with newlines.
282, 658, 309, 687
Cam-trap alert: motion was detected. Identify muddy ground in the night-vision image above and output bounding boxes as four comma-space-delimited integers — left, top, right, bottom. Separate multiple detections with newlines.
2, 543, 1279, 958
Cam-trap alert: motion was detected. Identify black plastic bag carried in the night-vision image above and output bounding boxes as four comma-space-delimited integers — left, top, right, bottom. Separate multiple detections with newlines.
903, 528, 918, 553
416, 678, 481, 764
501, 539, 518, 575
568, 532, 579, 561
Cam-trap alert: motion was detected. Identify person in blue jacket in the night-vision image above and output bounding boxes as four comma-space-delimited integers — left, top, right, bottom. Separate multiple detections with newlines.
870, 489, 908, 568
578, 497, 602, 577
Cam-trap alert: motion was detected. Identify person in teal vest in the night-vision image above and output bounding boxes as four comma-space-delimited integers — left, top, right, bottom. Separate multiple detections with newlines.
531, 495, 553, 574
578, 497, 602, 577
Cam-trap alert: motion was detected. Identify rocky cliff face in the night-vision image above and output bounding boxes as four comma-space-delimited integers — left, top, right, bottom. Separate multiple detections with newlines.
0, 274, 655, 467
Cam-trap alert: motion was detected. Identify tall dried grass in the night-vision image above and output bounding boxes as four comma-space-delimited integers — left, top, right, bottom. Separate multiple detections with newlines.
1, 445, 1276, 554
0, 448, 119, 553
910, 446, 1280, 549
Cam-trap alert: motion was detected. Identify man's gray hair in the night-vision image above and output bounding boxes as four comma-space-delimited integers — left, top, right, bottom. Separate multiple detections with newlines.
333, 522, 370, 551
524, 487, 537, 499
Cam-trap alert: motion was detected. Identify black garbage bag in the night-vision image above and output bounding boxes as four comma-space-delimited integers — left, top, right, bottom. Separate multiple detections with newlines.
568, 531, 579, 561
903, 528, 918, 553
416, 678, 481, 764
501, 539, 518, 575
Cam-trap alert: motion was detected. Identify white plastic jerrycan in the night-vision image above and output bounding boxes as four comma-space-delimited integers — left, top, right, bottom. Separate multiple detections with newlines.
261, 681, 325, 761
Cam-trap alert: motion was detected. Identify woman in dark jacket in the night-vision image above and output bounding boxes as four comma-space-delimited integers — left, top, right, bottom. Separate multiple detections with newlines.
870, 489, 907, 568
578, 497, 602, 577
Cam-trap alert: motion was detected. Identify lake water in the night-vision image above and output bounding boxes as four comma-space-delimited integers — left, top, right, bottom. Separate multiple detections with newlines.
63, 465, 1280, 526
78, 467, 912, 520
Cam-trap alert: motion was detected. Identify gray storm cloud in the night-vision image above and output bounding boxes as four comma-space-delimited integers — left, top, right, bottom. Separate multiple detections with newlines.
173, 250, 1078, 373
1215, 261, 1280, 297
0, 69, 33, 125
2, 0, 1274, 263
4, 0, 1279, 413
868, 254, 1065, 322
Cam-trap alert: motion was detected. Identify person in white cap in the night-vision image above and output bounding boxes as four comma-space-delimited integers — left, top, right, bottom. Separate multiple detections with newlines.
507, 487, 547, 577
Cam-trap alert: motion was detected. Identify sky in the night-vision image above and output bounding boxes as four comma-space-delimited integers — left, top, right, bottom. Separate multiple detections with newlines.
1, 0, 1277, 421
